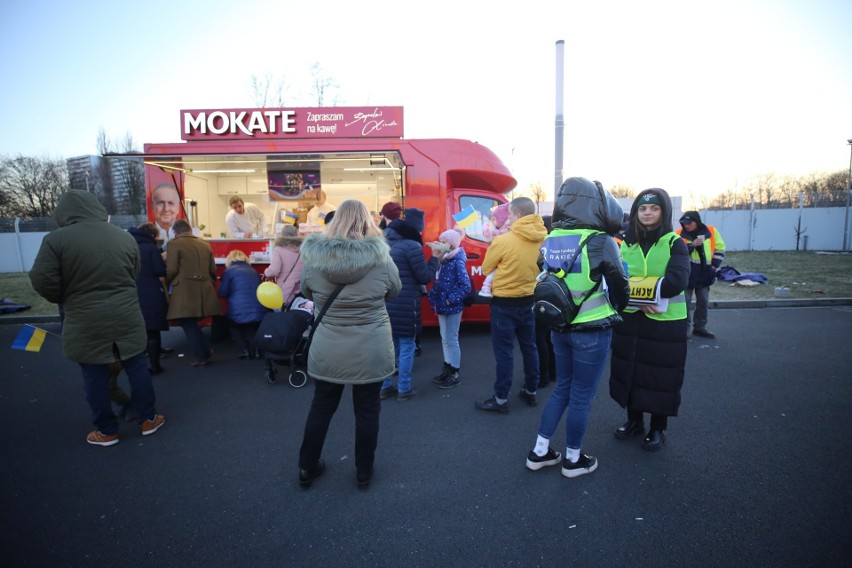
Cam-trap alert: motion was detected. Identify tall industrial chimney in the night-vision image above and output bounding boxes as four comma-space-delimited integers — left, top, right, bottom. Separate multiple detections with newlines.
554, 40, 565, 199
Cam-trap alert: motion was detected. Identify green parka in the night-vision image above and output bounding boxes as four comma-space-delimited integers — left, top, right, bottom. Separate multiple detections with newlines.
300, 234, 401, 384
29, 190, 147, 364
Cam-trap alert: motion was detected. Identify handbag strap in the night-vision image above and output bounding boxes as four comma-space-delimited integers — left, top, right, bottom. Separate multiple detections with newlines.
280, 252, 301, 284
307, 284, 345, 339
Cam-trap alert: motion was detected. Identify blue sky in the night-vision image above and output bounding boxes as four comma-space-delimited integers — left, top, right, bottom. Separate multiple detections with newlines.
1, 0, 850, 207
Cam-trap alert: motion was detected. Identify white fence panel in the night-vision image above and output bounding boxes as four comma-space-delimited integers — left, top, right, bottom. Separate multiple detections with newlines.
703, 208, 850, 251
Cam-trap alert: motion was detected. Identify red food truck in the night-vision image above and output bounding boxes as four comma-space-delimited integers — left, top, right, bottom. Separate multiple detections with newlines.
142, 106, 515, 325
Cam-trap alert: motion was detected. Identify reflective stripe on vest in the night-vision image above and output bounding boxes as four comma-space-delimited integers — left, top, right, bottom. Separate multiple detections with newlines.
546, 229, 617, 324
620, 232, 687, 321
676, 225, 717, 263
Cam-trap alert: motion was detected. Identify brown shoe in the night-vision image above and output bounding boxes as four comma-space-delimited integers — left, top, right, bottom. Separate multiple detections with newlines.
87, 430, 119, 447
141, 414, 166, 436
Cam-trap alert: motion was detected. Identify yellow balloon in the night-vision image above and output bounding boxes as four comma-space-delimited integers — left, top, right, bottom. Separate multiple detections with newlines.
256, 282, 284, 310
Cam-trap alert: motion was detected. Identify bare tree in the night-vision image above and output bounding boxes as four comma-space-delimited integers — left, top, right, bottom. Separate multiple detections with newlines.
310, 63, 339, 106
0, 155, 67, 218
776, 175, 799, 208
528, 181, 547, 213
96, 129, 116, 212
114, 132, 146, 215
609, 184, 635, 198
250, 73, 289, 107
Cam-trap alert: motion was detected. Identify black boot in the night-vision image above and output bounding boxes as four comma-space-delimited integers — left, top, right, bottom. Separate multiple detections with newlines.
614, 419, 645, 440
432, 362, 451, 384
438, 366, 460, 389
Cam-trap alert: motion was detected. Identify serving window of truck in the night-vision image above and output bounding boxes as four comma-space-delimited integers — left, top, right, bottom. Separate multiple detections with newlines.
141, 106, 516, 324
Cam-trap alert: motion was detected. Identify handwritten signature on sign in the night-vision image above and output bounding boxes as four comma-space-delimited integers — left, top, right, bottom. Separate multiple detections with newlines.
345, 108, 400, 136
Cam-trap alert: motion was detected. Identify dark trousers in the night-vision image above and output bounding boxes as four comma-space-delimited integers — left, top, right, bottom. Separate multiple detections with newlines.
80, 350, 156, 436
228, 321, 259, 351
685, 286, 711, 330
177, 318, 210, 362
535, 320, 556, 384
299, 380, 382, 475
146, 330, 162, 371
489, 303, 540, 398
628, 408, 668, 431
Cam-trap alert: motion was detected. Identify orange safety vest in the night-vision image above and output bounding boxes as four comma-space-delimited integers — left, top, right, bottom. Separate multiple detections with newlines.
676, 225, 717, 258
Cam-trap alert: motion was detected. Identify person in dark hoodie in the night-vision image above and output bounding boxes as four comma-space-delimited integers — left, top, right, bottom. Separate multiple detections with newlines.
524, 178, 630, 478
127, 222, 169, 374
380, 207, 438, 401
29, 190, 165, 447
676, 210, 727, 339
296, 199, 401, 490
219, 249, 269, 360
609, 188, 690, 452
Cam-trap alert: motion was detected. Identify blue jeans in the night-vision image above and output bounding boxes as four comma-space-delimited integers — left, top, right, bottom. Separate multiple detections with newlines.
80, 351, 157, 435
490, 303, 540, 399
382, 335, 415, 393
438, 312, 462, 368
537, 328, 612, 450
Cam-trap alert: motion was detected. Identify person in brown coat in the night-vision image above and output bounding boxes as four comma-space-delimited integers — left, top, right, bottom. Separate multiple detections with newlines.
166, 220, 221, 366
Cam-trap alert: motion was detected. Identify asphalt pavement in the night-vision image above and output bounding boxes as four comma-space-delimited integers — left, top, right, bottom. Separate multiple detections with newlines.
1, 305, 851, 567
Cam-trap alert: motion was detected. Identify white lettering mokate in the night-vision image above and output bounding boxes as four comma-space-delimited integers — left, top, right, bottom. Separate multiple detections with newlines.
183, 110, 298, 136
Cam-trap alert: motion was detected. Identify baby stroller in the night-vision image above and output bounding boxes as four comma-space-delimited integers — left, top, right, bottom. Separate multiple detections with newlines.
254, 285, 345, 388
255, 300, 314, 387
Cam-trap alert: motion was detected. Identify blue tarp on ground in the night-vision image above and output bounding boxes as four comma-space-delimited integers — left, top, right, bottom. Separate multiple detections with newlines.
717, 265, 769, 284
0, 298, 32, 314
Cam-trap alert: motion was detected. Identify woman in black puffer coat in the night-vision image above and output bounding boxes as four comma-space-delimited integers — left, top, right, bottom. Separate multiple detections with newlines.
128, 223, 169, 374
381, 208, 438, 400
608, 188, 690, 452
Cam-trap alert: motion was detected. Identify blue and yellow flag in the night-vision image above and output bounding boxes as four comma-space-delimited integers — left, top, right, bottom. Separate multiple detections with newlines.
282, 210, 298, 224
452, 205, 479, 229
12, 325, 47, 352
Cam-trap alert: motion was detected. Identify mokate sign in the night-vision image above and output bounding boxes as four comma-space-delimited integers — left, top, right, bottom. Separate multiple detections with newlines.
180, 107, 404, 141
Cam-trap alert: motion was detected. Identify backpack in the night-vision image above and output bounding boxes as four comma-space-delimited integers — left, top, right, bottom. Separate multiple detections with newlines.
533, 234, 599, 332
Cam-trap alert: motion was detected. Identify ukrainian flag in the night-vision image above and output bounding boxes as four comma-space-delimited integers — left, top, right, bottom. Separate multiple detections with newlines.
283, 210, 298, 225
452, 205, 479, 229
12, 325, 47, 352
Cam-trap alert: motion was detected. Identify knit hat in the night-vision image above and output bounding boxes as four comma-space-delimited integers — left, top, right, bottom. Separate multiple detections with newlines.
381, 201, 403, 220
404, 207, 425, 233
679, 210, 702, 225
439, 229, 462, 249
491, 203, 510, 228
638, 193, 663, 207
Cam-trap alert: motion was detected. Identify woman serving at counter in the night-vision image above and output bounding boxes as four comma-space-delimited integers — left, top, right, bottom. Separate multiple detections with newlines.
226, 196, 267, 237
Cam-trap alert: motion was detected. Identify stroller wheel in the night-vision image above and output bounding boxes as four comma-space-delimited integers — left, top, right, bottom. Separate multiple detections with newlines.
266, 366, 278, 384
289, 369, 308, 388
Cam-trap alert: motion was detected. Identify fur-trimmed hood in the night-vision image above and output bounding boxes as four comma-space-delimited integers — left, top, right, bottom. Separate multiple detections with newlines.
300, 234, 392, 285
273, 234, 303, 250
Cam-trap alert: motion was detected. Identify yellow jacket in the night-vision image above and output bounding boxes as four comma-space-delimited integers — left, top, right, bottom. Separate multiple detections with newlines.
481, 214, 548, 298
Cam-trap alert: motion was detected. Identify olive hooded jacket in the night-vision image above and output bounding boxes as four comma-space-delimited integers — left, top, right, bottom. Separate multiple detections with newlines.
299, 234, 401, 384
29, 190, 147, 364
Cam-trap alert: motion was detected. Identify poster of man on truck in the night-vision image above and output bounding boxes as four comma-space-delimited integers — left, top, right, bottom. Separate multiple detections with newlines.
139, 106, 517, 325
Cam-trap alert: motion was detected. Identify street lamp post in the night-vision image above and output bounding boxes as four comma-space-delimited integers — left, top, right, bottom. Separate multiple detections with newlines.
844, 139, 852, 251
